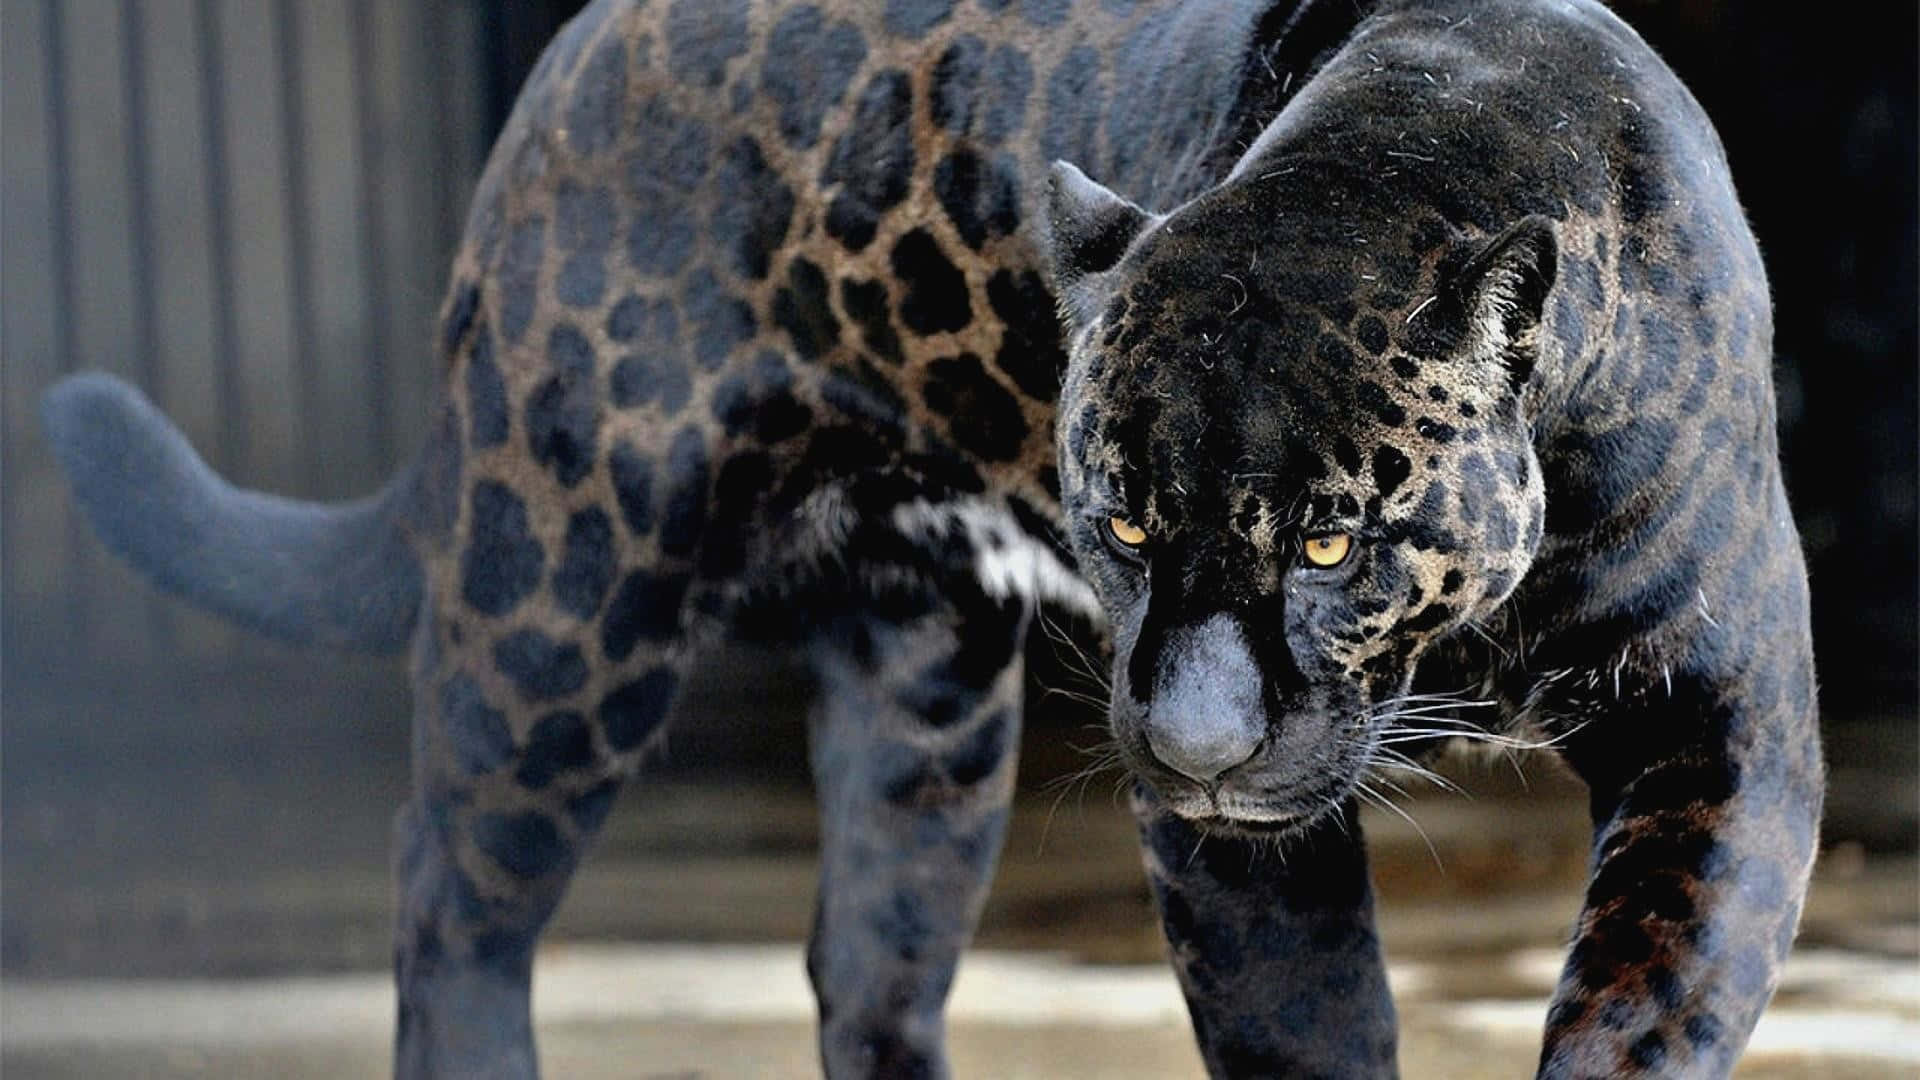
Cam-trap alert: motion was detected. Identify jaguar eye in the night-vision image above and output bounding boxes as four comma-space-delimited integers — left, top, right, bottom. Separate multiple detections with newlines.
1303, 533, 1352, 568
1108, 516, 1148, 548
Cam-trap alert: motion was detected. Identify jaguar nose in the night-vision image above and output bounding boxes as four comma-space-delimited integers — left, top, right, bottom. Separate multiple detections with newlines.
1146, 723, 1261, 785
1145, 613, 1265, 783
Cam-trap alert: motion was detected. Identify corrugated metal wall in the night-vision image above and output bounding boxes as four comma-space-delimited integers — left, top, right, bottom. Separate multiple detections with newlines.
3, 0, 491, 678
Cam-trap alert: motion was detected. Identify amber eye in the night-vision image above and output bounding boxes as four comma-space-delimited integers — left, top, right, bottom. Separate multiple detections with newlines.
1303, 533, 1353, 568
1108, 516, 1148, 548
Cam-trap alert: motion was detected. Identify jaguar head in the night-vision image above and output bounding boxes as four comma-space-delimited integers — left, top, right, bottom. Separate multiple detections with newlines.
1041, 160, 1554, 835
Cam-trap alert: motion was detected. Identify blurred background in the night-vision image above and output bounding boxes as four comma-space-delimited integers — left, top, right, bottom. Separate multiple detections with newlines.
2, 2, 1913, 1076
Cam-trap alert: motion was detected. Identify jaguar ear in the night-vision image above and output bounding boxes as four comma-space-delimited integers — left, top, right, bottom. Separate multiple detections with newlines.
1041, 160, 1156, 315
1451, 215, 1558, 388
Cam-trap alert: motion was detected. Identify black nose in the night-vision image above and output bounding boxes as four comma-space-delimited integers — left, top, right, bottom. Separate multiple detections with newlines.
1144, 613, 1265, 783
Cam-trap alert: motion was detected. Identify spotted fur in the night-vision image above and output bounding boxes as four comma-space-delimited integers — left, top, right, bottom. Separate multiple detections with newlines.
43, 0, 1820, 1077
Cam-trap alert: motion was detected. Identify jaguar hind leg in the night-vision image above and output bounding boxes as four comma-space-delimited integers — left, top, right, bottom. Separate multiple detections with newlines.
804, 603, 1028, 1079
392, 588, 687, 1079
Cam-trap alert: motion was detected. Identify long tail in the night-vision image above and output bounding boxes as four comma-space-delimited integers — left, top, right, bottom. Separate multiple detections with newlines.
40, 372, 423, 653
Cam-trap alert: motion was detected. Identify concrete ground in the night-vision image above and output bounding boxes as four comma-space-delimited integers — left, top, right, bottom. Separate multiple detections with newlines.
4, 655, 1915, 1077
6, 938, 1917, 1078
5, 775, 1915, 1078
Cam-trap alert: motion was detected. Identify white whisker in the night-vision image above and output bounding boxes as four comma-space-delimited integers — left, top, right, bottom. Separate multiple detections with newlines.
1373, 710, 1498, 730
1038, 741, 1124, 854
1376, 727, 1556, 752
1370, 702, 1497, 722
1370, 746, 1465, 794
1355, 779, 1442, 870
1464, 618, 1513, 662
1039, 684, 1109, 710
1374, 691, 1488, 707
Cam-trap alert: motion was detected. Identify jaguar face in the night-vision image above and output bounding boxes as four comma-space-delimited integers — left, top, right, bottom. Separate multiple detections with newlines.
1042, 162, 1555, 835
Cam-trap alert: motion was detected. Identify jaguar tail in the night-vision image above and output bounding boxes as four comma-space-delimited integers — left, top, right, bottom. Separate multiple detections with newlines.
40, 372, 423, 653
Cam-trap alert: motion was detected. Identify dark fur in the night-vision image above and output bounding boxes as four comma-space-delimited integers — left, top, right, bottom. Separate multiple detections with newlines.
44, 0, 1819, 1076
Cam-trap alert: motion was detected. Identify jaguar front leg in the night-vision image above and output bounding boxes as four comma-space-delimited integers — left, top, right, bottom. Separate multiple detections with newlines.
1136, 790, 1399, 1079
1539, 684, 1823, 1078
805, 603, 1028, 1079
